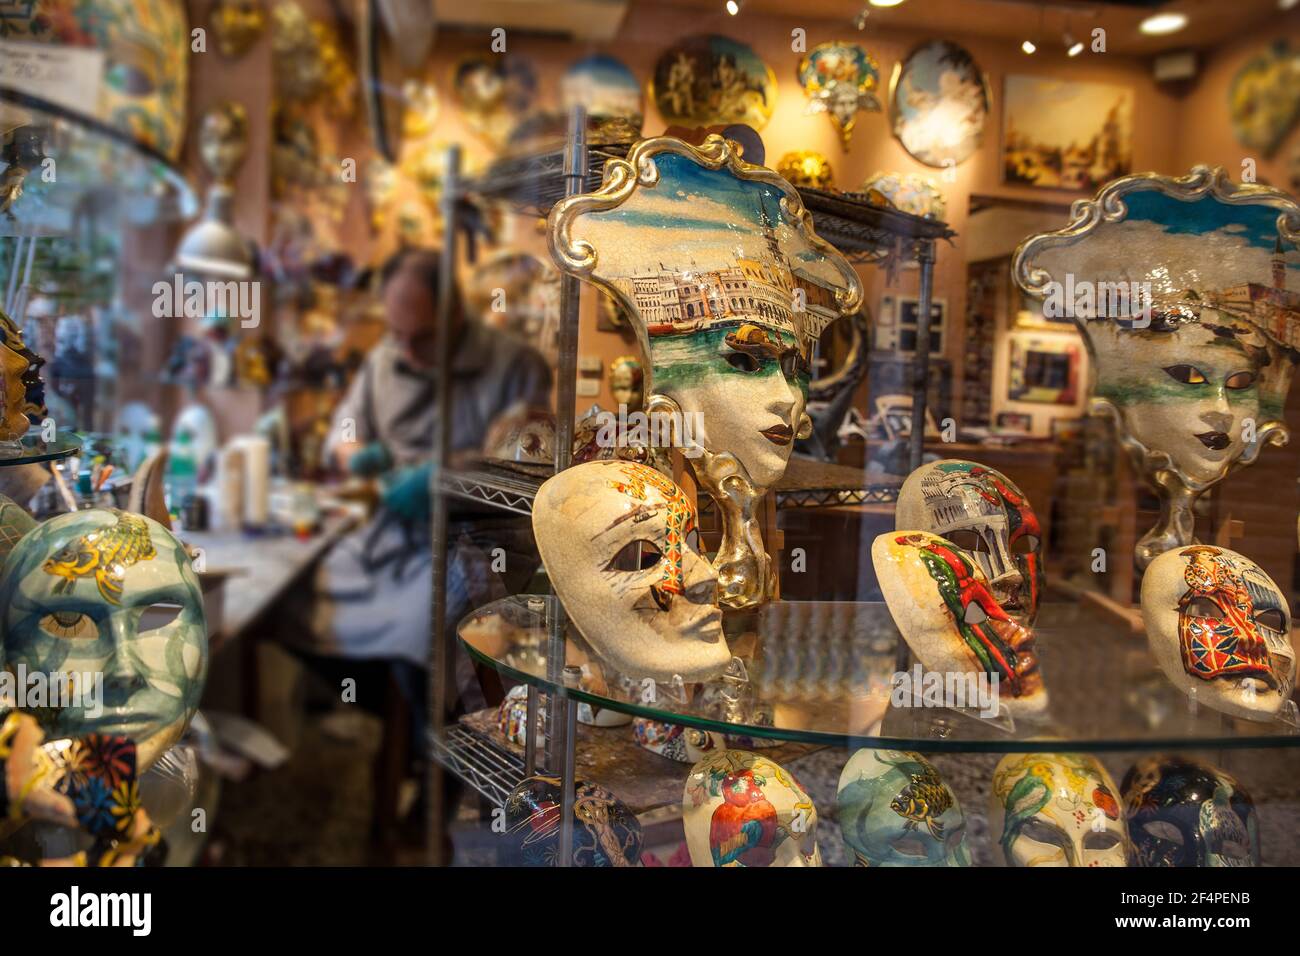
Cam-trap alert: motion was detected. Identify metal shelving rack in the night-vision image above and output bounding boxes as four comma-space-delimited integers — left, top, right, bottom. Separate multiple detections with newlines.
428, 115, 953, 864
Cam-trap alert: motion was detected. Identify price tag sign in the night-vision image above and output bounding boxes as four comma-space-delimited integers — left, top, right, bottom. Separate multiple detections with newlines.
0, 40, 103, 119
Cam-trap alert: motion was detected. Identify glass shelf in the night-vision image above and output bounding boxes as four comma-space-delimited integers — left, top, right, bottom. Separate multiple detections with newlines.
458, 594, 1300, 754
0, 433, 81, 467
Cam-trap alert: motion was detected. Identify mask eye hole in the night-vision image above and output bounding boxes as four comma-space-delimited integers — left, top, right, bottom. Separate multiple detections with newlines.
946, 530, 990, 553
1224, 371, 1256, 390
779, 351, 808, 379
1011, 534, 1039, 555
40, 612, 97, 640
140, 603, 184, 631
724, 351, 762, 373
1185, 596, 1224, 620
1164, 364, 1207, 385
1084, 830, 1122, 852
1255, 608, 1287, 632
606, 540, 663, 572
1143, 820, 1184, 844
890, 836, 929, 857
963, 601, 989, 625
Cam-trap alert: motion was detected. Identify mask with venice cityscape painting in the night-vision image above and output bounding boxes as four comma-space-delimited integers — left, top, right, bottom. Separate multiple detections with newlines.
1014, 167, 1300, 569
549, 136, 862, 609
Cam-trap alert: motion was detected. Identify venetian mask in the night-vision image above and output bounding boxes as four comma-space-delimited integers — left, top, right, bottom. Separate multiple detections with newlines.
550, 136, 861, 608
482, 403, 556, 464
210, 0, 267, 60
837, 749, 970, 867
1122, 756, 1259, 867
990, 753, 1129, 867
0, 307, 43, 446
496, 685, 545, 750
683, 750, 822, 867
0, 494, 35, 569
199, 102, 250, 182
0, 509, 209, 771
632, 718, 723, 764
504, 774, 642, 867
896, 459, 1043, 626
1141, 545, 1296, 721
608, 355, 644, 410
1014, 167, 1300, 568
872, 530, 1047, 717
776, 151, 834, 191
796, 42, 881, 149
532, 460, 729, 683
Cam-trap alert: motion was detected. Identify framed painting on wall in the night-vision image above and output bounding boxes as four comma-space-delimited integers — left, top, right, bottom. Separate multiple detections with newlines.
1006, 332, 1081, 405
876, 293, 946, 356
1002, 75, 1132, 190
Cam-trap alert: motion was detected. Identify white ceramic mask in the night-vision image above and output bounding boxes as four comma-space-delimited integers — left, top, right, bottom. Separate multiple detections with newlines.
837, 749, 970, 867
990, 753, 1129, 867
632, 718, 723, 763
0, 509, 209, 771
683, 749, 822, 867
896, 459, 1043, 626
533, 460, 729, 682
872, 530, 1047, 717
1141, 545, 1296, 721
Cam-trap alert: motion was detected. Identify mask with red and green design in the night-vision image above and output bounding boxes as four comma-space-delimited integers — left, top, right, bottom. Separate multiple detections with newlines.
872, 530, 1048, 718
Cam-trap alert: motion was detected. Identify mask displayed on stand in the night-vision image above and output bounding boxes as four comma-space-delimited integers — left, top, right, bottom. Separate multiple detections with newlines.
504, 773, 642, 867
533, 460, 729, 683
1121, 756, 1260, 867
796, 42, 881, 150
496, 685, 546, 750
990, 753, 1128, 867
0, 509, 209, 771
632, 718, 723, 763
683, 750, 822, 867
872, 530, 1048, 717
550, 135, 862, 609
896, 459, 1043, 626
837, 749, 970, 866
1141, 545, 1296, 721
608, 355, 644, 411
1014, 167, 1300, 570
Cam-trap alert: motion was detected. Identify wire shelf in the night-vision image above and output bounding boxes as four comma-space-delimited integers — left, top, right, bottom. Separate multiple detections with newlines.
428, 724, 527, 809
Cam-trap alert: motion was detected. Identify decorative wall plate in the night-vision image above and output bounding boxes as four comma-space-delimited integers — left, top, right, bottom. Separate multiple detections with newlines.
776, 151, 834, 190
1013, 166, 1300, 568
1229, 40, 1300, 158
562, 54, 644, 142
451, 54, 537, 149
889, 40, 989, 168
650, 35, 776, 131
796, 42, 880, 150
549, 135, 862, 608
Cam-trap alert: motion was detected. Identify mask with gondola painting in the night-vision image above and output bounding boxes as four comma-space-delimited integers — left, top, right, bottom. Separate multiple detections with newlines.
532, 460, 729, 683
0, 509, 208, 771
1122, 757, 1259, 867
683, 750, 822, 867
1141, 545, 1296, 721
990, 753, 1128, 867
897, 459, 1043, 626
872, 530, 1047, 717
837, 749, 970, 867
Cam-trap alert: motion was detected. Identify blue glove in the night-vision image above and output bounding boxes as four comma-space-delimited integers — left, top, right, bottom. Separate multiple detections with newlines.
348, 441, 393, 478
381, 462, 432, 523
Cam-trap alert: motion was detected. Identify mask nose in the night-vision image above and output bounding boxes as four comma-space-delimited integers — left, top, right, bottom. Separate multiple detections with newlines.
681, 549, 719, 605
102, 613, 146, 694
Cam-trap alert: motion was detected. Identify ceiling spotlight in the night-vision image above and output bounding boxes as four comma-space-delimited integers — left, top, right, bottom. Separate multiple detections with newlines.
868, 0, 906, 7
725, 0, 740, 13
1139, 12, 1188, 35
1281, 0, 1298, 9
1067, 34, 1084, 56
1022, 39, 1037, 54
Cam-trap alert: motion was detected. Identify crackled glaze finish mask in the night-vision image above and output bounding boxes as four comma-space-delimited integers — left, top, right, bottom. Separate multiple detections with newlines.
872, 531, 1047, 716
1141, 545, 1296, 721
897, 459, 1043, 626
632, 718, 723, 764
683, 750, 822, 867
796, 42, 881, 150
504, 774, 642, 867
0, 509, 208, 770
1014, 168, 1300, 568
533, 460, 728, 682
837, 749, 970, 867
550, 136, 861, 608
1122, 757, 1260, 867
990, 754, 1129, 867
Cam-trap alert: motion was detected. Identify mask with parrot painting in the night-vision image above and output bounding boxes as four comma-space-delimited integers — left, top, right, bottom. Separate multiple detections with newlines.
872, 530, 1048, 718
0, 509, 208, 772
683, 749, 822, 867
990, 753, 1129, 867
1121, 756, 1259, 867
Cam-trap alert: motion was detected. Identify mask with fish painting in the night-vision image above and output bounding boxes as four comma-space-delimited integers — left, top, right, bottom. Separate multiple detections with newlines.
683, 750, 822, 867
871, 530, 1048, 718
1121, 756, 1260, 867
550, 136, 861, 609
1014, 168, 1300, 569
990, 753, 1129, 867
1141, 545, 1296, 721
837, 749, 970, 867
532, 460, 730, 683
896, 459, 1043, 626
0, 509, 208, 771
